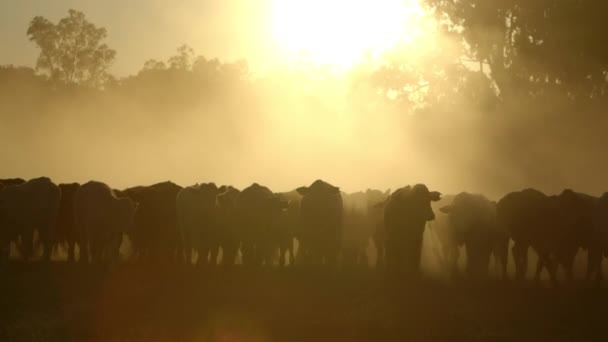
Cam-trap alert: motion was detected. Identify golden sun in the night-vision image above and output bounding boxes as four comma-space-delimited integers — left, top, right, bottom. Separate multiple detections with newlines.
272, 0, 426, 69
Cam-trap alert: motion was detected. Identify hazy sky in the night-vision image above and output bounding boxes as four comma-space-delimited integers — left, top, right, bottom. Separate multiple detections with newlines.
0, 0, 279, 76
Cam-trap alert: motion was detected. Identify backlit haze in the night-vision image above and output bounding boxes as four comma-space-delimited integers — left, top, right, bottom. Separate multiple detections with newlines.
1, 0, 607, 198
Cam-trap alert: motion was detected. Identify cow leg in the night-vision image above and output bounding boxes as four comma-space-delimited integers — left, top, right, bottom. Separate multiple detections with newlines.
512, 243, 528, 281
67, 240, 75, 263
210, 244, 220, 266
494, 239, 509, 280
557, 247, 577, 284
535, 256, 546, 283
409, 234, 424, 277
547, 258, 559, 287
375, 240, 385, 269
20, 227, 35, 262
183, 239, 193, 266
0, 234, 10, 265
90, 242, 101, 264
78, 241, 89, 264
241, 242, 253, 266
223, 242, 236, 267
197, 243, 210, 267
587, 247, 602, 283
40, 227, 52, 262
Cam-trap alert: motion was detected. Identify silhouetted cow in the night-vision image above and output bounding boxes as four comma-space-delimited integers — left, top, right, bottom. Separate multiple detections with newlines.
53, 183, 81, 262
551, 189, 597, 282
297, 180, 343, 267
497, 189, 561, 284
589, 193, 608, 282
440, 192, 509, 280
342, 189, 390, 269
216, 186, 242, 266
0, 177, 60, 262
0, 178, 26, 188
75, 181, 137, 263
236, 183, 287, 266
124, 182, 183, 263
384, 184, 441, 275
275, 190, 302, 267
177, 183, 222, 266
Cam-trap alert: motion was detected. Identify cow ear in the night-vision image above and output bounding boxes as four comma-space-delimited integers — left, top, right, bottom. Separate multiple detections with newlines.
296, 186, 309, 196
430, 191, 442, 202
440, 205, 451, 214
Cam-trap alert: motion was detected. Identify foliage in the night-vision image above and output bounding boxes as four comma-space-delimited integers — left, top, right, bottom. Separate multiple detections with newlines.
27, 9, 116, 88
425, 0, 608, 101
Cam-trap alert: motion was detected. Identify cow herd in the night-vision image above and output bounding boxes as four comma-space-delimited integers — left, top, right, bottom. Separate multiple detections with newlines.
1, 177, 608, 285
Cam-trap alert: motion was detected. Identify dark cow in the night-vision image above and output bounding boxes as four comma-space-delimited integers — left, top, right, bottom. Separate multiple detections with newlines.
342, 189, 390, 269
123, 182, 183, 263
275, 190, 302, 267
589, 193, 608, 282
216, 186, 242, 266
75, 181, 138, 263
440, 193, 509, 280
0, 178, 26, 187
499, 188, 598, 285
497, 189, 560, 284
367, 190, 392, 268
177, 183, 222, 266
0, 177, 61, 261
297, 180, 343, 267
551, 189, 597, 282
53, 183, 81, 262
383, 184, 441, 275
236, 183, 287, 266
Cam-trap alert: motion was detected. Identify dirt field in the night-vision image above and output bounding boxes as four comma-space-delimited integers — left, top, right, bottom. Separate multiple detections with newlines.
1, 263, 607, 341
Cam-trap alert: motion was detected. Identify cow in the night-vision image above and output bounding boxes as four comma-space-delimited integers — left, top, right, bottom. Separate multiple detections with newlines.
75, 181, 138, 263
53, 183, 81, 262
296, 180, 343, 267
588, 193, 608, 283
216, 186, 242, 266
275, 190, 302, 267
122, 182, 183, 263
342, 189, 391, 269
0, 177, 61, 262
177, 183, 222, 266
383, 184, 441, 276
439, 193, 509, 280
0, 178, 26, 187
551, 189, 597, 282
236, 183, 287, 267
497, 189, 558, 284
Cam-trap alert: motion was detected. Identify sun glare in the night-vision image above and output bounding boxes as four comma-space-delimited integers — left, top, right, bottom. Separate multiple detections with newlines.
272, 0, 426, 69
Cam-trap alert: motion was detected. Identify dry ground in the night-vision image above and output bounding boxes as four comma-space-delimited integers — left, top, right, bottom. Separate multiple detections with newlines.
1, 263, 607, 341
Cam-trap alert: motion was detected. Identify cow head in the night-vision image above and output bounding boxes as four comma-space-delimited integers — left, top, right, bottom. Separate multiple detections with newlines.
394, 184, 441, 222
440, 205, 452, 214
296, 186, 309, 196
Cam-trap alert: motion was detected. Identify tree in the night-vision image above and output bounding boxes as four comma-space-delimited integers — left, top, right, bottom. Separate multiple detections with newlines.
168, 44, 195, 70
27, 9, 116, 88
425, 0, 608, 101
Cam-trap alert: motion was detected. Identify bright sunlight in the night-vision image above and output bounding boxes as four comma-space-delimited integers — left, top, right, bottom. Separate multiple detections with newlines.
272, 0, 426, 69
